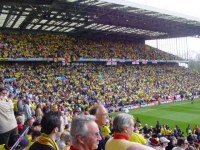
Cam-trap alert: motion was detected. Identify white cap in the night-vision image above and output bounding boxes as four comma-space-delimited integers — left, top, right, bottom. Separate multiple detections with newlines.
160, 137, 170, 143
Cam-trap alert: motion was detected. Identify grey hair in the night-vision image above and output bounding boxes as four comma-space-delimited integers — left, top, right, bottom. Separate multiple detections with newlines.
113, 113, 134, 133
63, 131, 71, 144
70, 115, 96, 145
60, 131, 71, 141
16, 115, 24, 124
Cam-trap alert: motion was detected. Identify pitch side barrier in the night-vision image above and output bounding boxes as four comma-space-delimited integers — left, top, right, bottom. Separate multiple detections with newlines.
0, 57, 188, 64
120, 95, 200, 111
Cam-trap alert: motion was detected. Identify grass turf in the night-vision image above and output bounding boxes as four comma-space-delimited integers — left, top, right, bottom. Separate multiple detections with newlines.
110, 99, 200, 135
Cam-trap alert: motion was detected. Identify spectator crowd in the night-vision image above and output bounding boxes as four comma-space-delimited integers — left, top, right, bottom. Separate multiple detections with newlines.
0, 32, 181, 60
0, 32, 199, 150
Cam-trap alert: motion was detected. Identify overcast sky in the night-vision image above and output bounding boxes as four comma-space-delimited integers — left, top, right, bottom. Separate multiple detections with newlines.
127, 0, 200, 60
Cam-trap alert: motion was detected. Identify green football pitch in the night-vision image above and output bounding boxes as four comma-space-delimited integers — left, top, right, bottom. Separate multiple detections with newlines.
110, 99, 200, 135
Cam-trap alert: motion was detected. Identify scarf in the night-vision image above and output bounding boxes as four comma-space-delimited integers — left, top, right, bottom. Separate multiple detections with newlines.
69, 146, 80, 150
113, 133, 129, 140
37, 133, 59, 150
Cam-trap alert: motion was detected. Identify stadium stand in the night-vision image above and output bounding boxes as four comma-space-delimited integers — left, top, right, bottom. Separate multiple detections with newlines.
0, 0, 200, 149
0, 32, 181, 60
0, 34, 199, 145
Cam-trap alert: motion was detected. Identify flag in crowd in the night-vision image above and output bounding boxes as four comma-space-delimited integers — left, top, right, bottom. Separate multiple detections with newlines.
152, 60, 158, 64
107, 58, 117, 65
142, 59, 148, 64
132, 59, 139, 65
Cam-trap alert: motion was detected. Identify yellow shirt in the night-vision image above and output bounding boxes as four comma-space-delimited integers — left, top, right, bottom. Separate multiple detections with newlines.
101, 126, 111, 138
26, 134, 32, 143
129, 133, 147, 145
0, 144, 6, 150
13, 99, 18, 112
106, 138, 134, 150
62, 145, 70, 150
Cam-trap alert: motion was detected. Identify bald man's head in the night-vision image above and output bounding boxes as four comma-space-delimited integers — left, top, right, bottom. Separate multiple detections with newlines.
90, 104, 108, 126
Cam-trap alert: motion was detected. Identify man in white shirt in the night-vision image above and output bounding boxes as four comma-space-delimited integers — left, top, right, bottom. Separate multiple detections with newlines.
0, 87, 18, 145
